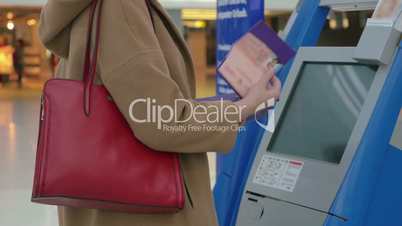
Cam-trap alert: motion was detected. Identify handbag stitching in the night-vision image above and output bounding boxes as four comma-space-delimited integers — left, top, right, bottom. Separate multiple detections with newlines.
36, 92, 50, 195
173, 154, 181, 208
177, 156, 185, 208
33, 96, 46, 196
40, 93, 52, 195
33, 97, 43, 195
171, 154, 178, 208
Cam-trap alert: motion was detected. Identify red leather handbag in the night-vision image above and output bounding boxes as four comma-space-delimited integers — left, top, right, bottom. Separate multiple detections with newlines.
31, 0, 184, 213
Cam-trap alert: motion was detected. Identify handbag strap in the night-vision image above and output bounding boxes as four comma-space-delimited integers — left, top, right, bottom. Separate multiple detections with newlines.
82, 0, 102, 116
82, 0, 156, 116
145, 0, 156, 32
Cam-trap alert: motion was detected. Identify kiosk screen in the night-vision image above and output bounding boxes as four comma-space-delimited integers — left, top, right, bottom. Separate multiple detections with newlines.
268, 63, 377, 163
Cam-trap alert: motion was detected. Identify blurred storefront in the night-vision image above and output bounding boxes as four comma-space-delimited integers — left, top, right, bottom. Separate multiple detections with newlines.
171, 7, 372, 97
0, 5, 52, 90
0, 0, 299, 96
0, 0, 297, 95
0, 0, 372, 96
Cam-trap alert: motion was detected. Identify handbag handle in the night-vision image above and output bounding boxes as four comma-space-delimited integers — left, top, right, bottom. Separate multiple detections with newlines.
82, 0, 102, 116
82, 0, 155, 116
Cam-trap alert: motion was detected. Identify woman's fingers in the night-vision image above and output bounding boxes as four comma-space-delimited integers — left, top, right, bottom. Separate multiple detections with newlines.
266, 80, 273, 89
261, 65, 275, 84
270, 76, 281, 99
265, 76, 281, 100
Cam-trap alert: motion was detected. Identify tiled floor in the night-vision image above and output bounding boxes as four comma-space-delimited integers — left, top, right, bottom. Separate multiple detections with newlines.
0, 76, 218, 226
0, 94, 58, 226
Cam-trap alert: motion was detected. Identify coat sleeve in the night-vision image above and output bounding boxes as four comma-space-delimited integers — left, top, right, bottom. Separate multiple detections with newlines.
98, 0, 241, 154
38, 0, 92, 58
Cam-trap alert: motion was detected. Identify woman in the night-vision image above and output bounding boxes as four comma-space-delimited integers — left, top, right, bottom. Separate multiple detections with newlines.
38, 0, 281, 226
13, 39, 25, 88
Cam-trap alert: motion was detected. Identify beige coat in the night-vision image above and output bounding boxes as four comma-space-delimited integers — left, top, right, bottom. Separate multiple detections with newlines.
39, 0, 240, 226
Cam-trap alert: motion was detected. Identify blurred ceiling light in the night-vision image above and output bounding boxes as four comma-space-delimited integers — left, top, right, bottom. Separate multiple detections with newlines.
342, 13, 350, 29
6, 12, 14, 20
27, 18, 37, 26
342, 18, 350, 29
328, 11, 338, 30
184, 20, 207, 29
6, 21, 15, 30
182, 9, 216, 20
329, 19, 337, 30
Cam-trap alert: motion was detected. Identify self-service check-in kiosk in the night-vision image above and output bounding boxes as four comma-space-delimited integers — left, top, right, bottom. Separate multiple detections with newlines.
236, 1, 402, 226
214, 1, 331, 226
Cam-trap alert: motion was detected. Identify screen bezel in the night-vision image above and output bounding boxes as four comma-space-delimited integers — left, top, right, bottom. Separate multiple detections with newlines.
267, 62, 378, 164
244, 46, 388, 213
264, 47, 379, 167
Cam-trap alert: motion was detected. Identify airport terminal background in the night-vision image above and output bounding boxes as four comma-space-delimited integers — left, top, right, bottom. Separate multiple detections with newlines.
0, 0, 394, 226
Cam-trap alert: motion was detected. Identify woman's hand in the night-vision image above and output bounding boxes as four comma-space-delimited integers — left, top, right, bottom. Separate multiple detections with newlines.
235, 66, 281, 122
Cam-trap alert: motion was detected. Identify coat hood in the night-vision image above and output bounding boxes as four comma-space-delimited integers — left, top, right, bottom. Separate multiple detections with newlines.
39, 0, 92, 57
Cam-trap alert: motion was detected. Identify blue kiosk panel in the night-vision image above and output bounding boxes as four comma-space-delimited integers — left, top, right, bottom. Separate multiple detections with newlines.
234, 0, 402, 225
214, 1, 329, 226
